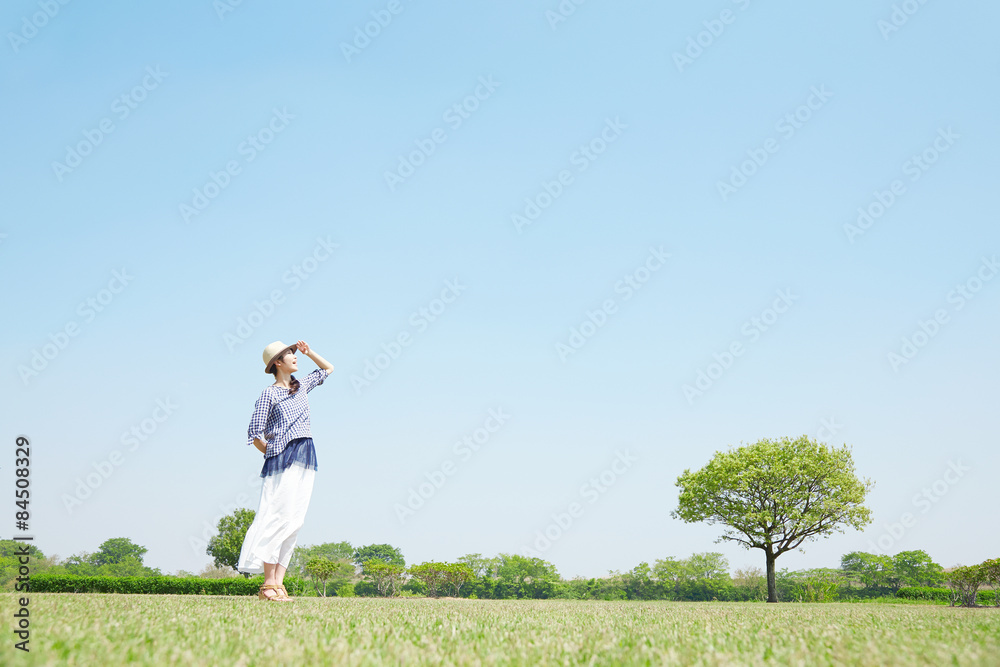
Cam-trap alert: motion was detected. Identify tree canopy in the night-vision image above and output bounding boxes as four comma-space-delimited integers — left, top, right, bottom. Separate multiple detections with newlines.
353, 544, 405, 568
304, 557, 354, 596
290, 541, 355, 581
40, 537, 160, 578
409, 562, 474, 597
206, 508, 255, 572
672, 435, 873, 602
841, 549, 943, 592
362, 559, 405, 597
92, 537, 147, 566
456, 553, 494, 579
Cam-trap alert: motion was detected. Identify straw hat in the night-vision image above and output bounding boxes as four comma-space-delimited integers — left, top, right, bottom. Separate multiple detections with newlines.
262, 341, 297, 374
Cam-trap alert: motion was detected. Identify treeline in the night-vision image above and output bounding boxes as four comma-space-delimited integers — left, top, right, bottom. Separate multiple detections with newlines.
5, 538, 996, 607
285, 546, 1000, 605
265, 544, 991, 603
1, 538, 162, 583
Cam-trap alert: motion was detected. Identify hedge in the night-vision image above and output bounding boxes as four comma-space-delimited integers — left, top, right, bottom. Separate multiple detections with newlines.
30, 574, 305, 596
897, 586, 996, 605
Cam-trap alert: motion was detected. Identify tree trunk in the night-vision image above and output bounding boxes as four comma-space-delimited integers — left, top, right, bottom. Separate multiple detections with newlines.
766, 550, 778, 603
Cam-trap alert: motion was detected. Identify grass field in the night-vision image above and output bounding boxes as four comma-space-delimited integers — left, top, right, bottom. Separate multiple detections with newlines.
3, 594, 999, 666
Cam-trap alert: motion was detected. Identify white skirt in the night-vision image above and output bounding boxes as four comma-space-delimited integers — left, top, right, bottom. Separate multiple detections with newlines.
237, 460, 316, 574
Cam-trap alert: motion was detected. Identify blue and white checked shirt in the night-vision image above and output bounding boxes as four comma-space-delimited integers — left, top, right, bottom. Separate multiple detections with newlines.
247, 368, 330, 458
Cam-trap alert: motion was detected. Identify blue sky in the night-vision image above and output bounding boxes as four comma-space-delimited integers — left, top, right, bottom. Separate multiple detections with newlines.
2, 1, 997, 578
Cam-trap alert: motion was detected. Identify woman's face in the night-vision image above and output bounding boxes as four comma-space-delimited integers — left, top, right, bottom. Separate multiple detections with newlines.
276, 349, 298, 373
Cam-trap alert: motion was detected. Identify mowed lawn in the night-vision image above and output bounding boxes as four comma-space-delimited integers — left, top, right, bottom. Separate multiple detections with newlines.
3, 594, 999, 666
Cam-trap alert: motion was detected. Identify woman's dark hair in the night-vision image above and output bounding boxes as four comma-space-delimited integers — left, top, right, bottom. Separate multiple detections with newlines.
268, 350, 300, 395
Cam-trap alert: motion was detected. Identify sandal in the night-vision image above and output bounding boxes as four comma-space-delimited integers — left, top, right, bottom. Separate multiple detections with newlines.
277, 585, 294, 601
258, 584, 286, 602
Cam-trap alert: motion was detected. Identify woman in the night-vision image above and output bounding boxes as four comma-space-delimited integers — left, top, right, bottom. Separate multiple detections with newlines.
237, 339, 334, 601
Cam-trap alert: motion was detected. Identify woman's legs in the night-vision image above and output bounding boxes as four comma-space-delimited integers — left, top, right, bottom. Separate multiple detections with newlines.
262, 562, 281, 599
261, 561, 289, 599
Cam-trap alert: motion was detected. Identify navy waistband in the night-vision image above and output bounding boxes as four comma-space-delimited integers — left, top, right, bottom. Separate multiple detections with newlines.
260, 437, 317, 478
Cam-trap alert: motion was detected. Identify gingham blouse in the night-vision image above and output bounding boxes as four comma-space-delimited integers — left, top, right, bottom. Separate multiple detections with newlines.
247, 368, 330, 458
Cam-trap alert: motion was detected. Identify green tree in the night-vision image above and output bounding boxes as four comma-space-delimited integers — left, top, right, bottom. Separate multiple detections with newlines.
199, 562, 241, 579
493, 554, 559, 598
96, 555, 159, 577
0, 540, 45, 561
672, 435, 873, 602
61, 552, 97, 576
779, 567, 844, 602
494, 554, 557, 583
593, 572, 628, 600
290, 541, 354, 579
57, 546, 160, 577
409, 562, 449, 597
442, 563, 474, 597
841, 550, 943, 593
457, 553, 495, 578
947, 564, 986, 607
353, 544, 404, 568
92, 537, 147, 566
205, 508, 255, 573
651, 557, 687, 598
892, 550, 944, 589
732, 566, 767, 600
650, 553, 731, 600
362, 559, 405, 597
981, 558, 1000, 608
305, 557, 352, 597
0, 540, 46, 589
841, 551, 894, 591
679, 552, 732, 600
685, 552, 730, 581
622, 562, 658, 600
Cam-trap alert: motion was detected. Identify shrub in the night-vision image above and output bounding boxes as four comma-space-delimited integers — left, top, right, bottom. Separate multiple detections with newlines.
31, 574, 304, 595
947, 565, 987, 607
353, 581, 378, 597
982, 558, 1000, 608
898, 586, 994, 605
897, 586, 950, 602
